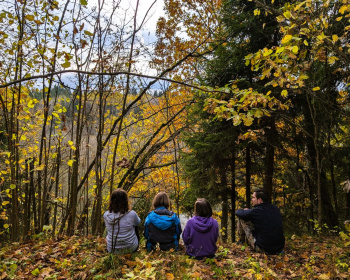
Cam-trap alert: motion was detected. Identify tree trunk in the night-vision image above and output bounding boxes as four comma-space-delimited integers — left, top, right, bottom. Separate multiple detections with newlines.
306, 93, 322, 224
109, 0, 139, 193
52, 141, 61, 238
346, 192, 350, 219
220, 167, 228, 243
245, 145, 251, 208
264, 117, 276, 199
23, 159, 31, 237
320, 172, 338, 228
230, 145, 236, 243
67, 86, 84, 235
330, 157, 338, 215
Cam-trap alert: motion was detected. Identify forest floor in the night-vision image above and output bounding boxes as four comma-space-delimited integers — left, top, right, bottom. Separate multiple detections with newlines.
0, 233, 349, 279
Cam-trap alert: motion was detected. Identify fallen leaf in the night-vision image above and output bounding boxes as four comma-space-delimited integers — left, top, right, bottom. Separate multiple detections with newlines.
275, 262, 283, 269
166, 273, 175, 280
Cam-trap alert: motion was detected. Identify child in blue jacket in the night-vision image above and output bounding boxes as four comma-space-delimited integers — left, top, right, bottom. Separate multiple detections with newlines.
144, 192, 182, 251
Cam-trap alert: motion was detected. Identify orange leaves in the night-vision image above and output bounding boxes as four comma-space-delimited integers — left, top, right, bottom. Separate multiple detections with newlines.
154, 0, 221, 77
167, 0, 183, 18
0, 234, 348, 279
166, 272, 175, 279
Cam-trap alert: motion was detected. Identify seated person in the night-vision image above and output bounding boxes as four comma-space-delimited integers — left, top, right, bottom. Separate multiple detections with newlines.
182, 198, 219, 260
103, 189, 141, 253
144, 192, 182, 251
235, 188, 285, 255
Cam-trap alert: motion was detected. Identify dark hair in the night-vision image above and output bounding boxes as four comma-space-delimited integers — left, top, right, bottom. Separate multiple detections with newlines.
109, 189, 129, 214
152, 192, 170, 209
254, 188, 270, 203
194, 198, 212, 217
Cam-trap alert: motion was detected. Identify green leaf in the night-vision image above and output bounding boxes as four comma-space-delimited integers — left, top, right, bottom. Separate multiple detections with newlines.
294, 1, 306, 11
61, 61, 71, 68
283, 11, 291, 19
84, 30, 94, 36
43, 225, 52, 231
243, 115, 253, 126
276, 46, 285, 54
25, 15, 35, 21
254, 109, 263, 118
80, 0, 88, 5
31, 268, 40, 276
10, 184, 16, 189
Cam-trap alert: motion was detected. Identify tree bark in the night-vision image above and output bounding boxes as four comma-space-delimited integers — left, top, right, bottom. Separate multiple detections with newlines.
245, 145, 251, 208
230, 145, 236, 243
264, 117, 276, 200
346, 192, 350, 219
220, 166, 228, 243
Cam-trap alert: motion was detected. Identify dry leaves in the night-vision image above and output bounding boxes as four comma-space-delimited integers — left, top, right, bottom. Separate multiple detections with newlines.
0, 234, 349, 279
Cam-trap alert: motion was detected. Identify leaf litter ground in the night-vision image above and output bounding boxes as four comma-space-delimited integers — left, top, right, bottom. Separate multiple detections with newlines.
0, 234, 349, 279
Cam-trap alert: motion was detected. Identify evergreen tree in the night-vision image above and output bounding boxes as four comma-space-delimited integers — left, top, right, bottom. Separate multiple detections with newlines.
182, 94, 238, 242
181, 0, 289, 241
204, 0, 349, 230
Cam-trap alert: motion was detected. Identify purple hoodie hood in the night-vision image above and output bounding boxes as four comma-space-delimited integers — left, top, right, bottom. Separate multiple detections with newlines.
193, 216, 213, 233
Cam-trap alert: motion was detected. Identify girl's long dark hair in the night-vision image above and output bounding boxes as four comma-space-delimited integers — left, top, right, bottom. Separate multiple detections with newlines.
194, 198, 212, 217
109, 189, 129, 214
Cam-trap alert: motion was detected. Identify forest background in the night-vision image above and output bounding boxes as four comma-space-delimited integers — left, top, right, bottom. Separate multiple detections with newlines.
0, 0, 350, 278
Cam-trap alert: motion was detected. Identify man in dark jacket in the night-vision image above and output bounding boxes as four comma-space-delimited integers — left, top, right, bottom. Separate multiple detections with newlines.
235, 188, 285, 255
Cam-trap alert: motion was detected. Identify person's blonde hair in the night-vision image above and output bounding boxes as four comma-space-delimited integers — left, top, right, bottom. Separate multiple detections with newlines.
152, 192, 170, 209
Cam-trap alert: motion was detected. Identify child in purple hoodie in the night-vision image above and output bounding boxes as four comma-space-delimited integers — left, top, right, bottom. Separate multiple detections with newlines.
182, 198, 219, 260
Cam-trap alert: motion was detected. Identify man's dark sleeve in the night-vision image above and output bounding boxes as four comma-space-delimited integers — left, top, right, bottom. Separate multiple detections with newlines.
235, 209, 253, 220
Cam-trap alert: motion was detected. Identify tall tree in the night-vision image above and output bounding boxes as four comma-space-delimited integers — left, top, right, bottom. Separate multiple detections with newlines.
0, 0, 217, 241
208, 0, 350, 229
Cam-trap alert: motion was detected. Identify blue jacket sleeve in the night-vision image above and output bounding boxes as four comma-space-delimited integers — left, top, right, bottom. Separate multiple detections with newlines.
235, 208, 253, 220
